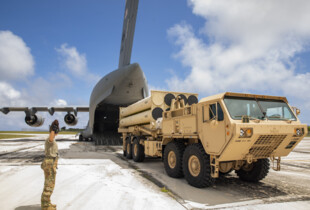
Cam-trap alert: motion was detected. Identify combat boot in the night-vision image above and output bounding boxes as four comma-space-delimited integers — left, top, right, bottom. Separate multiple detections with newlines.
49, 203, 56, 208
41, 204, 56, 210
41, 207, 53, 210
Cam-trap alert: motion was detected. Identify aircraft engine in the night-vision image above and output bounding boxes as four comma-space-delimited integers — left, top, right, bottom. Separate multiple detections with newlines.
25, 115, 45, 127
64, 113, 78, 126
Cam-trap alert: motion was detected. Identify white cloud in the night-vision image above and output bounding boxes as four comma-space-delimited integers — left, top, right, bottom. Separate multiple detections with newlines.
53, 72, 73, 88
189, 0, 310, 46
56, 43, 100, 82
0, 82, 21, 101
56, 43, 87, 76
54, 99, 68, 106
167, 0, 310, 124
0, 31, 35, 81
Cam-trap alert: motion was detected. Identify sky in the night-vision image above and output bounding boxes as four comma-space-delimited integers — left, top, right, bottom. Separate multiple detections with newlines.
0, 0, 310, 131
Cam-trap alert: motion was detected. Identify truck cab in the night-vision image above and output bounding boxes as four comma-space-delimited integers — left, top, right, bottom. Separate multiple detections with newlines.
196, 92, 307, 179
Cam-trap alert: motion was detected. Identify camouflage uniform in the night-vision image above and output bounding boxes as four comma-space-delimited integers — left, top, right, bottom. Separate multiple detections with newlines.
41, 138, 58, 210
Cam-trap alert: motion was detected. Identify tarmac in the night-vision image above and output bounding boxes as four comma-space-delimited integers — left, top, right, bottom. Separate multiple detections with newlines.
0, 134, 309, 209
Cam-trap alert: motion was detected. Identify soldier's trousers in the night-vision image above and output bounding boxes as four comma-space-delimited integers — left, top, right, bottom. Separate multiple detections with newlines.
41, 157, 58, 208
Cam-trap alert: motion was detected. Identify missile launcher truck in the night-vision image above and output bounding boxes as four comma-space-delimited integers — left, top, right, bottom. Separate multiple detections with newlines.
118, 90, 308, 188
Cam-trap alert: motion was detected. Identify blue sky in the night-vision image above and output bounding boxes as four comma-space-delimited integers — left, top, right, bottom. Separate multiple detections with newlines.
1, 0, 310, 130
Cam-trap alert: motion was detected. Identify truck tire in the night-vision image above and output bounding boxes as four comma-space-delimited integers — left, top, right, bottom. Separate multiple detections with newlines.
125, 137, 133, 159
164, 141, 185, 178
132, 137, 145, 162
79, 135, 83, 141
236, 158, 270, 182
183, 143, 214, 188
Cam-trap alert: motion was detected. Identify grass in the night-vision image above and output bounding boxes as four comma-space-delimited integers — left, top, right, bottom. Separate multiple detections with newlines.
0, 131, 79, 135
59, 131, 79, 134
0, 131, 49, 134
160, 187, 169, 193
0, 134, 35, 140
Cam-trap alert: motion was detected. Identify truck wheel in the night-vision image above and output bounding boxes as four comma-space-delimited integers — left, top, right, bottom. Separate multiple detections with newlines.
236, 159, 270, 182
125, 137, 133, 159
183, 143, 214, 188
132, 137, 145, 162
164, 141, 185, 178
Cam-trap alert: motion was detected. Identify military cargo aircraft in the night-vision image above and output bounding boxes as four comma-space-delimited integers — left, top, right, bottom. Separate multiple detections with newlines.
0, 0, 148, 145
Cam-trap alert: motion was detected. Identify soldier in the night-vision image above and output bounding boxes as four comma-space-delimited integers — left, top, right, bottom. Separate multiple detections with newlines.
41, 120, 59, 210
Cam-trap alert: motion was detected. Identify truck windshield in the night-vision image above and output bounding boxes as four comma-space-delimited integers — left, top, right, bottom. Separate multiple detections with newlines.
259, 100, 296, 121
224, 97, 296, 121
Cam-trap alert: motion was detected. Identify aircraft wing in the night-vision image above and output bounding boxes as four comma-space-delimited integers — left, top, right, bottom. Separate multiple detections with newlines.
0, 106, 89, 127
0, 106, 89, 116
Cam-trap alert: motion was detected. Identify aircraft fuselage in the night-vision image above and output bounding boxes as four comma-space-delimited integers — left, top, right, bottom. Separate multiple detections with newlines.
82, 63, 148, 142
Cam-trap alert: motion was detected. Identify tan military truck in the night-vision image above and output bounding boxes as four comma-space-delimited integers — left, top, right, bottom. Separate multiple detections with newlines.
118, 90, 308, 188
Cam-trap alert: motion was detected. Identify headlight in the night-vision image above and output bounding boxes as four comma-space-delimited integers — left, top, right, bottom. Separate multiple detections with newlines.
294, 128, 303, 136
240, 129, 245, 137
240, 128, 253, 138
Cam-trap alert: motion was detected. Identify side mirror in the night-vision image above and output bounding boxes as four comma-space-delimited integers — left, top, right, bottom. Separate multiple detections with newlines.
292, 106, 301, 116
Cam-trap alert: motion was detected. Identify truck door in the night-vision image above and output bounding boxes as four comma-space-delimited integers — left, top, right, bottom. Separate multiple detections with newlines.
201, 102, 226, 154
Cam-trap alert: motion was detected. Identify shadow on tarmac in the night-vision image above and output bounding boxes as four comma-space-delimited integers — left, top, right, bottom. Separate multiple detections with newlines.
15, 205, 41, 210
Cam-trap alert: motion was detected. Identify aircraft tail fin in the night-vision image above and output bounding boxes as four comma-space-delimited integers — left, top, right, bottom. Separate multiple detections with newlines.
118, 0, 139, 68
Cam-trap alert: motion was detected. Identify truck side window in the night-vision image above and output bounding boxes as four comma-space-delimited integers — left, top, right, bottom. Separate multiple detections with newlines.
209, 103, 224, 121
209, 104, 216, 120
217, 103, 224, 121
